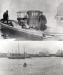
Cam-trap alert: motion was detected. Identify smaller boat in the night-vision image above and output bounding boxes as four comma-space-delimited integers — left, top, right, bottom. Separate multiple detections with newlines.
23, 62, 27, 67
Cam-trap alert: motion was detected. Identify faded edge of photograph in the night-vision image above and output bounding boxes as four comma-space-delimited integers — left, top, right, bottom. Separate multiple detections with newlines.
0, 40, 63, 75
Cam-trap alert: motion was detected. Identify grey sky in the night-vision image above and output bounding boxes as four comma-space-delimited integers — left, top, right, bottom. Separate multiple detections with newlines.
0, 0, 63, 19
0, 39, 63, 53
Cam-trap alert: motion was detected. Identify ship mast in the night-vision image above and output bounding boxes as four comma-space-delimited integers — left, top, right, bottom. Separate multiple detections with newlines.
24, 46, 25, 59
18, 41, 20, 54
23, 45, 27, 67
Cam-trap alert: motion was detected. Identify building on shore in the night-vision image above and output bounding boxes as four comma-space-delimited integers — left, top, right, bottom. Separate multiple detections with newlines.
56, 49, 63, 57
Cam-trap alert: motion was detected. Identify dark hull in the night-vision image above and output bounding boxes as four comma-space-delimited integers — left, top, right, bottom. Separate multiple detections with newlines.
8, 56, 31, 59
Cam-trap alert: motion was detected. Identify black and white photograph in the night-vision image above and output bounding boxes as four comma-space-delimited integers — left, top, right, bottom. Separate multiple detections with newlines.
0, 0, 63, 40
0, 40, 63, 75
0, 0, 63, 75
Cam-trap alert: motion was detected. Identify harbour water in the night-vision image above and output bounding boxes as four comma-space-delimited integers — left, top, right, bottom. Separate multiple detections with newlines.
0, 57, 63, 75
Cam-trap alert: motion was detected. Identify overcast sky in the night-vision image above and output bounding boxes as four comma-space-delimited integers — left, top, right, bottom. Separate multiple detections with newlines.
0, 39, 63, 53
0, 0, 63, 19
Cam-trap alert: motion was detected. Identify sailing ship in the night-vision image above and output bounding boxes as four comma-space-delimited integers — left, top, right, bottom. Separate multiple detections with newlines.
8, 42, 31, 59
